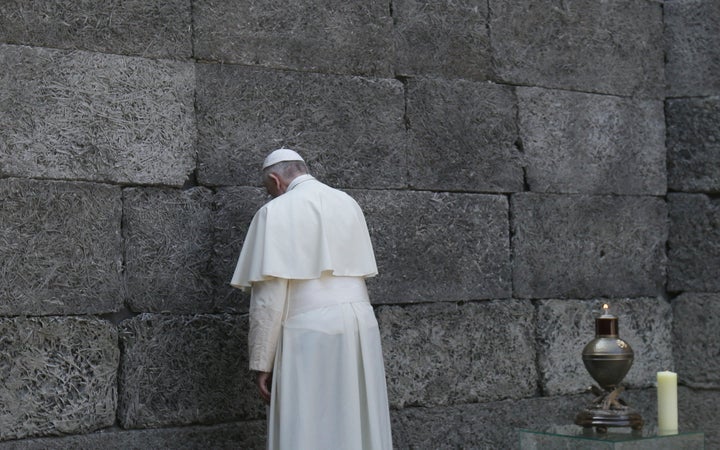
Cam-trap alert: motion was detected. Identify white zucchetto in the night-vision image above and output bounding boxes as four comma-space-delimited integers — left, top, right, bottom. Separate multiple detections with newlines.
262, 148, 305, 169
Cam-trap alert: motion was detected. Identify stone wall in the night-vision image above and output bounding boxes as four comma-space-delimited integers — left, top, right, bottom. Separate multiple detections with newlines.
0, 0, 718, 448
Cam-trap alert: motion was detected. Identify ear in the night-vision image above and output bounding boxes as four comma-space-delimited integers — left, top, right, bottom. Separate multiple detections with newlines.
268, 173, 281, 190
265, 173, 285, 197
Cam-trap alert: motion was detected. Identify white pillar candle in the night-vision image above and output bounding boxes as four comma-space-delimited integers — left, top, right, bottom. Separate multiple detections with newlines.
657, 371, 678, 435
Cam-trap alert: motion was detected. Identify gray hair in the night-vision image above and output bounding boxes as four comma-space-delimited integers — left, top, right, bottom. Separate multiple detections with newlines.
262, 160, 308, 182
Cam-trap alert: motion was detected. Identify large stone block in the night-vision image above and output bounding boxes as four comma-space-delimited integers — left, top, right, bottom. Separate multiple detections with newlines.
668, 194, 720, 292
118, 314, 262, 429
673, 293, 720, 388
0, 45, 196, 186
193, 0, 393, 76
196, 64, 406, 188
679, 387, 720, 449
211, 187, 270, 309
491, 0, 664, 98
393, 388, 702, 448
391, 394, 587, 449
518, 87, 665, 195
353, 190, 511, 304
665, 1, 720, 97
377, 300, 536, 408
393, 0, 492, 81
512, 194, 667, 299
124, 187, 219, 313
0, 316, 118, 441
511, 389, 684, 438
667, 96, 720, 193
0, 179, 122, 315
0, 422, 266, 450
537, 298, 673, 396
405, 77, 523, 192
0, 0, 192, 58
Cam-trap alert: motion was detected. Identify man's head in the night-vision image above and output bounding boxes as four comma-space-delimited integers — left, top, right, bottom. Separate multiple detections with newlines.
261, 148, 309, 198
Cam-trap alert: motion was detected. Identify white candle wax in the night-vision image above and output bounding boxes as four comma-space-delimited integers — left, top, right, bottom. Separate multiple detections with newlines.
657, 371, 678, 434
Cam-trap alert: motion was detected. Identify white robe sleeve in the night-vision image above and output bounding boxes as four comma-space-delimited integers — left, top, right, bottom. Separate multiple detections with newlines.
248, 276, 288, 372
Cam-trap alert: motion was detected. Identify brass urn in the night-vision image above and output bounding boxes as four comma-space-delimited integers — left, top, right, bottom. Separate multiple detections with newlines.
575, 304, 643, 433
581, 305, 634, 389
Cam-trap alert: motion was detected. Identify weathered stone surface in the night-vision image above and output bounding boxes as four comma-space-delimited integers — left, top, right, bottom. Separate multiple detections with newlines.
0, 422, 266, 449
124, 187, 219, 313
393, 0, 492, 81
377, 300, 536, 408
512, 194, 667, 299
665, 0, 720, 97
0, 44, 196, 186
518, 87, 666, 195
667, 96, 720, 193
391, 394, 587, 449
679, 387, 720, 449
491, 0, 664, 98
530, 389, 660, 434
0, 179, 122, 315
405, 77, 523, 192
0, 1, 192, 59
196, 64, 406, 188
668, 194, 720, 292
0, 317, 118, 441
673, 293, 720, 388
392, 388, 705, 448
211, 187, 270, 309
193, 0, 393, 77
354, 190, 510, 303
537, 298, 673, 395
118, 314, 262, 429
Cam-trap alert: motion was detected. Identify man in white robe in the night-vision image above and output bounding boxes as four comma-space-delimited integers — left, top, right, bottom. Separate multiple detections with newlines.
231, 148, 393, 450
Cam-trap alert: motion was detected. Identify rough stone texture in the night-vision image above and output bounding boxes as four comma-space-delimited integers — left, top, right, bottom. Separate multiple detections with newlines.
405, 77, 523, 193
377, 300, 536, 408
1, 1, 718, 447
518, 87, 666, 195
0, 179, 122, 315
118, 314, 262, 429
570, 388, 668, 434
392, 388, 711, 448
193, 0, 393, 77
491, 0, 664, 98
0, 422, 266, 450
512, 194, 668, 299
393, 0, 492, 81
672, 293, 720, 388
354, 190, 511, 304
600, 387, 715, 436
0, 0, 192, 59
537, 298, 673, 395
667, 96, 720, 193
665, 0, 720, 97
679, 387, 720, 449
211, 187, 270, 309
196, 64, 407, 189
391, 394, 587, 449
123, 187, 219, 313
0, 317, 118, 441
0, 44, 196, 186
668, 194, 720, 292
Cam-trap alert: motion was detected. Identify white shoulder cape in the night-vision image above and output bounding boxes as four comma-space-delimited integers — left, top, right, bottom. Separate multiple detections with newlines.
230, 178, 378, 288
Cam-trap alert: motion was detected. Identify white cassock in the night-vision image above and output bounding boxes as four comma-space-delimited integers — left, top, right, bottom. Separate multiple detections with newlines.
231, 174, 393, 450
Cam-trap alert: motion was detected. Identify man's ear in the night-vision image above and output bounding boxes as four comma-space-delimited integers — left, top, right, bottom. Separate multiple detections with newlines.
268, 173, 281, 189
266, 172, 284, 197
